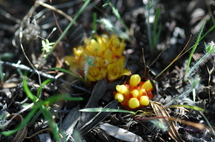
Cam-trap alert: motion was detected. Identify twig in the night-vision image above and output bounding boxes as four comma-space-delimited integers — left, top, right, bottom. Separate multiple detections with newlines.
36, 0, 74, 22
0, 60, 91, 94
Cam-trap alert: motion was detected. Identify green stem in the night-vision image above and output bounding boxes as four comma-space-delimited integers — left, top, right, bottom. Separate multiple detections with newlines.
38, 0, 91, 68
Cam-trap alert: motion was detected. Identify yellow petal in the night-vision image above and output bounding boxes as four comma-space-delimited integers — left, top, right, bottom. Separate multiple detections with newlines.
73, 46, 84, 56
107, 57, 131, 81
96, 34, 108, 51
100, 67, 107, 79
86, 39, 102, 56
103, 48, 113, 63
64, 56, 84, 70
87, 66, 103, 82
108, 35, 125, 56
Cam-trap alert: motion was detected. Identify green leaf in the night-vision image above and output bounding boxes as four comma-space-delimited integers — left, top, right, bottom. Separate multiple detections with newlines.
23, 76, 38, 103
42, 94, 82, 106
40, 105, 60, 141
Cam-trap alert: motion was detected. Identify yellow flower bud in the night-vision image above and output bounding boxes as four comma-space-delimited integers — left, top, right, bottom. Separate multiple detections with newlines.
116, 85, 129, 95
141, 80, 153, 91
131, 89, 139, 98
129, 74, 141, 87
140, 96, 149, 106
128, 98, 140, 109
114, 93, 124, 103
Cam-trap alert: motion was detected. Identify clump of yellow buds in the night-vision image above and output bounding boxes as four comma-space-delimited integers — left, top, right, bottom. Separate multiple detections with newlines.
64, 34, 131, 82
114, 74, 153, 110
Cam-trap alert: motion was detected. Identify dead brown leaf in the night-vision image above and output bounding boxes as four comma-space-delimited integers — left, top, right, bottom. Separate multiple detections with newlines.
151, 101, 184, 142
12, 114, 28, 142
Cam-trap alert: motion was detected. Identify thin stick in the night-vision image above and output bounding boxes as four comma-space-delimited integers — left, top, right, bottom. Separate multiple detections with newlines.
154, 35, 192, 80
36, 0, 74, 22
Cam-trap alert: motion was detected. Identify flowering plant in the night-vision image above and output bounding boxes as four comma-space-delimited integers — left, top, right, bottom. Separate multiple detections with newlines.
114, 74, 153, 110
64, 34, 131, 82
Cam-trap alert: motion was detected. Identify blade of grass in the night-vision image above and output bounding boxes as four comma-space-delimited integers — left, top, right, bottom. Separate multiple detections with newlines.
152, 7, 161, 51
28, 109, 42, 126
40, 105, 60, 141
37, 79, 53, 97
79, 100, 118, 135
80, 108, 135, 114
153, 7, 160, 36
186, 20, 206, 73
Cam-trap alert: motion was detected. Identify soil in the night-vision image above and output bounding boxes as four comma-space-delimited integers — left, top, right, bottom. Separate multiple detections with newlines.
1, 0, 215, 142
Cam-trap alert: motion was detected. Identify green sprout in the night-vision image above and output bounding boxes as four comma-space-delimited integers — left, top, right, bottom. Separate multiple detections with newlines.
1, 72, 82, 141
146, 0, 161, 54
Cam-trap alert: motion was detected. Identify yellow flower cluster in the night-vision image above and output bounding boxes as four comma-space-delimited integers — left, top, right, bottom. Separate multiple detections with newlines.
64, 34, 131, 82
114, 74, 153, 110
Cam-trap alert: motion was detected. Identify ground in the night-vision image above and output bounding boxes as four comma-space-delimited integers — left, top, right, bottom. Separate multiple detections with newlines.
0, 0, 215, 142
